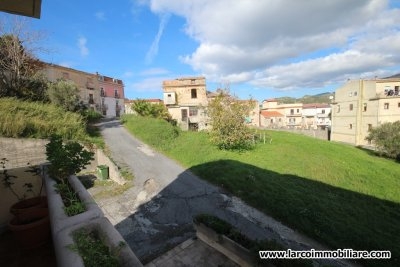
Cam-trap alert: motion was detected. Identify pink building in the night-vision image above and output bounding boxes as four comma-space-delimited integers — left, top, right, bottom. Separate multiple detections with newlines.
97, 75, 125, 117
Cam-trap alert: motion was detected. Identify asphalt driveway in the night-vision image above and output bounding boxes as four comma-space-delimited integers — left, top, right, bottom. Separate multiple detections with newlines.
95, 119, 350, 266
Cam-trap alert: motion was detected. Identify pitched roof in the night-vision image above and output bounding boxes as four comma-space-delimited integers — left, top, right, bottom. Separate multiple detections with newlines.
261, 110, 284, 117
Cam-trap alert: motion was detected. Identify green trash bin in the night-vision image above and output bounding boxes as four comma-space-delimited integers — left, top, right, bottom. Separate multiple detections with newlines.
97, 165, 109, 180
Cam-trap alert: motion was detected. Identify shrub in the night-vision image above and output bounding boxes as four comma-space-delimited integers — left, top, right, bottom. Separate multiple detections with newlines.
45, 134, 94, 182
121, 115, 180, 150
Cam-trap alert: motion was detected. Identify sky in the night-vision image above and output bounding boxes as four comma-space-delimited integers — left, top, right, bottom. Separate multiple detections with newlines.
1, 0, 400, 102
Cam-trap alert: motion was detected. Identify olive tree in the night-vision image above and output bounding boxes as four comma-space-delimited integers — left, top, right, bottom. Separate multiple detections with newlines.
366, 121, 400, 160
207, 90, 256, 150
47, 79, 83, 112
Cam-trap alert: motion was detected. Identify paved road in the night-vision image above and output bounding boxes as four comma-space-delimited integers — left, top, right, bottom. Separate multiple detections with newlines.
96, 119, 351, 266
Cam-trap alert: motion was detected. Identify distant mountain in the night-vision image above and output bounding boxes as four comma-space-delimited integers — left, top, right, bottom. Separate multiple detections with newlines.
384, 73, 400, 79
275, 92, 334, 104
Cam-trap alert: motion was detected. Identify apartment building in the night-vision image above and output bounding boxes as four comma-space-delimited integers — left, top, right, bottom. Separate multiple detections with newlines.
260, 99, 303, 128
42, 63, 125, 118
43, 63, 100, 112
163, 77, 209, 131
260, 99, 331, 129
98, 75, 125, 118
302, 103, 331, 129
331, 77, 400, 146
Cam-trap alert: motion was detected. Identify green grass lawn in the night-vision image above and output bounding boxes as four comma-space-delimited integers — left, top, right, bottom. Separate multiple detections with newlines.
122, 115, 400, 267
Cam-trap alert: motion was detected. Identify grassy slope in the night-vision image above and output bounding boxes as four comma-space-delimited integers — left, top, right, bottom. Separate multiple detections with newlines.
0, 97, 87, 140
122, 115, 400, 267
0, 98, 104, 147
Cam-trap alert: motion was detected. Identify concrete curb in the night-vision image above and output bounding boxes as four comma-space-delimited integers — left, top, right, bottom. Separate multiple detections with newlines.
44, 174, 104, 234
194, 222, 254, 267
43, 170, 143, 267
54, 217, 143, 267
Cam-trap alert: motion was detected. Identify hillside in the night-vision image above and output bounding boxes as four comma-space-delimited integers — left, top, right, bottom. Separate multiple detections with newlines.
275, 92, 334, 104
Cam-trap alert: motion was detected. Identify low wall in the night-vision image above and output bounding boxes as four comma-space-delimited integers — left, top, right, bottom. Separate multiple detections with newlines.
0, 138, 49, 169
265, 128, 329, 140
0, 137, 126, 232
0, 137, 125, 184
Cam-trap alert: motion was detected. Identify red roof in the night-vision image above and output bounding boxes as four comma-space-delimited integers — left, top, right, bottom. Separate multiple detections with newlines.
261, 110, 283, 117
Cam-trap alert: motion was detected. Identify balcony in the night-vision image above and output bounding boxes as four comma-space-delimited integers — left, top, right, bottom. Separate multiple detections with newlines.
86, 82, 95, 90
114, 93, 120, 99
372, 89, 400, 99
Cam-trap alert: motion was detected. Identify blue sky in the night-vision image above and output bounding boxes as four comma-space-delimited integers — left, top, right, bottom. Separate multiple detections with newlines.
1, 0, 400, 102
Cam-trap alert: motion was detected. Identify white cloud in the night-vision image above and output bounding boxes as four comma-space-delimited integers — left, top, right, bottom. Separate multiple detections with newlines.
126, 76, 168, 92
77, 36, 89, 57
144, 0, 400, 90
145, 13, 170, 64
95, 11, 106, 20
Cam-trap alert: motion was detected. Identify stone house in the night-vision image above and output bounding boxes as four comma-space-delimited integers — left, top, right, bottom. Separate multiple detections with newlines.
163, 77, 209, 131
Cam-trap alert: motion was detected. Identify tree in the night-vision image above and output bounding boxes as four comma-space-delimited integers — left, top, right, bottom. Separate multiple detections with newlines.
0, 19, 47, 101
47, 79, 83, 112
207, 90, 256, 150
366, 121, 400, 160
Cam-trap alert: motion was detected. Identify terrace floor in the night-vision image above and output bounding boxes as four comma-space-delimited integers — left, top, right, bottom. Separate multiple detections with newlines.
0, 230, 56, 267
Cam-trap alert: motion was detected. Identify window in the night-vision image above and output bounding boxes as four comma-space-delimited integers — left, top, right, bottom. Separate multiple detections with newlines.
384, 103, 389, 109
114, 89, 119, 98
322, 109, 325, 114
296, 109, 299, 113
349, 104, 353, 111
270, 119, 273, 123
191, 89, 197, 98
398, 102, 400, 108
181, 109, 188, 121
337, 105, 340, 113
89, 94, 94, 104
363, 103, 367, 112
290, 109, 294, 115
189, 107, 198, 116
354, 91, 358, 96
349, 124, 353, 129
100, 88, 105, 97
368, 124, 372, 131
278, 118, 282, 122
